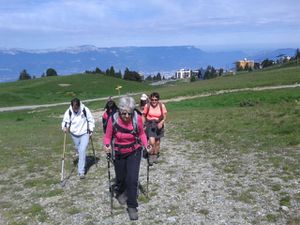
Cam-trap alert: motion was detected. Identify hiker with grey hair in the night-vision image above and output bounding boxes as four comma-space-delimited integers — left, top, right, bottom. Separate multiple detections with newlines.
61, 98, 95, 179
103, 96, 149, 220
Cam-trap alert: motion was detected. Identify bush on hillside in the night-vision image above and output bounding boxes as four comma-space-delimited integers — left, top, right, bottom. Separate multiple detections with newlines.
18, 69, 31, 80
123, 67, 142, 82
46, 68, 58, 76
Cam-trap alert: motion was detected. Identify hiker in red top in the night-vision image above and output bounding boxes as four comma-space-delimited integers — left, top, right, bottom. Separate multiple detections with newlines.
143, 92, 167, 165
103, 96, 149, 221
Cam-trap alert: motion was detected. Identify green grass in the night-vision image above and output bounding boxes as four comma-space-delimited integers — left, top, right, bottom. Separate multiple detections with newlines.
157, 65, 300, 100
1, 64, 300, 224
0, 73, 152, 107
1, 65, 299, 108
167, 89, 300, 149
166, 87, 300, 180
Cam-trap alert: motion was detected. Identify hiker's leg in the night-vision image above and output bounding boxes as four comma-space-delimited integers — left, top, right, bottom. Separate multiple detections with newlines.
77, 133, 89, 175
114, 155, 127, 195
154, 139, 161, 155
71, 135, 80, 173
148, 137, 156, 155
125, 149, 142, 208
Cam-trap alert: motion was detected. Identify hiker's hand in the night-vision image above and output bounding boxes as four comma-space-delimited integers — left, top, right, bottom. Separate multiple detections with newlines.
146, 144, 152, 152
103, 144, 111, 154
63, 127, 68, 133
87, 129, 93, 136
157, 121, 164, 130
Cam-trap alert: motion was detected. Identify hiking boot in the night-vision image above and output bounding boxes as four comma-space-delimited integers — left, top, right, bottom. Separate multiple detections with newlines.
148, 155, 154, 166
127, 207, 138, 220
79, 174, 85, 179
116, 192, 127, 205
153, 154, 159, 164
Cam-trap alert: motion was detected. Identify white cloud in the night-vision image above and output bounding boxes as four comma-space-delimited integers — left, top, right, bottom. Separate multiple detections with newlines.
0, 0, 299, 49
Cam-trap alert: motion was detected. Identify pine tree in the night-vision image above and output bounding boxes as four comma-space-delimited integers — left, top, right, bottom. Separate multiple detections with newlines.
18, 69, 31, 80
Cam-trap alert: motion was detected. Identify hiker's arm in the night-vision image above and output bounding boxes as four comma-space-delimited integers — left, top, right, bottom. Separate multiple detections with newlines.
157, 104, 167, 129
138, 116, 148, 147
157, 116, 166, 129
103, 117, 113, 146
61, 110, 70, 132
86, 108, 95, 132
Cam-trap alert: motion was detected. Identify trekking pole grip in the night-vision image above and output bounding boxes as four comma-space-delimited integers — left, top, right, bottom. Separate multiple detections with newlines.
106, 153, 111, 160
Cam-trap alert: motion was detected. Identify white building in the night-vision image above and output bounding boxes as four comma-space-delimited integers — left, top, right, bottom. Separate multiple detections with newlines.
174, 69, 199, 79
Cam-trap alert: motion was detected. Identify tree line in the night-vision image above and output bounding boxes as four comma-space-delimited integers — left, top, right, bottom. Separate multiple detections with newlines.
18, 68, 58, 80
18, 49, 300, 81
18, 66, 144, 82
84, 66, 143, 82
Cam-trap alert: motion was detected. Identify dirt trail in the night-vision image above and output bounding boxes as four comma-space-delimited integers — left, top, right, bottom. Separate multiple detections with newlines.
1, 83, 299, 224
1, 84, 300, 112
163, 83, 300, 103
2, 123, 298, 224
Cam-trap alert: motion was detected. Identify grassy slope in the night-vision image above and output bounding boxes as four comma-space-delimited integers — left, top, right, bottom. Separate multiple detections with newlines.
0, 65, 300, 224
157, 65, 300, 99
1, 65, 299, 107
0, 73, 153, 107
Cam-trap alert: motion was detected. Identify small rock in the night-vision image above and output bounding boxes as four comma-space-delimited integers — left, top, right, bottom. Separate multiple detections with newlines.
280, 206, 289, 212
167, 216, 177, 222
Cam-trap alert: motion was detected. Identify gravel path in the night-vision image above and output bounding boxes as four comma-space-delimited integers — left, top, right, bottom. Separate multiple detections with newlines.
20, 125, 297, 225
1, 84, 300, 224
0, 122, 299, 224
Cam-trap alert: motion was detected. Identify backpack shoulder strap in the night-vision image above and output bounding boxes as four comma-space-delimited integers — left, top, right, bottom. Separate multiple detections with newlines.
132, 111, 139, 134
68, 109, 72, 127
82, 107, 90, 133
82, 108, 87, 118
144, 103, 151, 117
112, 112, 139, 135
159, 102, 163, 115
134, 108, 142, 116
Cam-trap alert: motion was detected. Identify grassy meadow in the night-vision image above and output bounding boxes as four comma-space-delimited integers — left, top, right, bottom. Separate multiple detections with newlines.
0, 65, 300, 224
0, 74, 154, 107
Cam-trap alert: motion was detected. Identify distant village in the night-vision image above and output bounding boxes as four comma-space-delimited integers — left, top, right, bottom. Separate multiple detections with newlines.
171, 52, 297, 81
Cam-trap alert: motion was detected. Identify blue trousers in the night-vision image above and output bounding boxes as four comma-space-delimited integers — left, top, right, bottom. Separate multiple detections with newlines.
71, 133, 89, 175
114, 148, 142, 208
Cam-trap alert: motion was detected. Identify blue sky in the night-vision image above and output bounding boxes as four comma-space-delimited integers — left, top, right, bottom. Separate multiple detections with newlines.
0, 0, 299, 50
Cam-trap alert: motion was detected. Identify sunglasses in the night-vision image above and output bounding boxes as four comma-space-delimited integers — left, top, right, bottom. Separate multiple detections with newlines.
151, 98, 158, 102
120, 112, 132, 116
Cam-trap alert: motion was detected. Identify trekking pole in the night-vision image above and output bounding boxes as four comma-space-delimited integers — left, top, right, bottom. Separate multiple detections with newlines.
146, 157, 150, 198
90, 135, 97, 167
61, 132, 67, 182
107, 153, 113, 216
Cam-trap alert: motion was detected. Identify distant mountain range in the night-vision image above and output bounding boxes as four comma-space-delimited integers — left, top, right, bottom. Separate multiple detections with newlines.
0, 45, 296, 82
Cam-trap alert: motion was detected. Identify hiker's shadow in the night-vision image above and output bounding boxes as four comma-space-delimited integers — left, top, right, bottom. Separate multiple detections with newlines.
85, 155, 99, 174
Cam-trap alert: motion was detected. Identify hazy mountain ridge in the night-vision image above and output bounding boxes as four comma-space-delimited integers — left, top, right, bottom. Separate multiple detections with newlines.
0, 45, 296, 82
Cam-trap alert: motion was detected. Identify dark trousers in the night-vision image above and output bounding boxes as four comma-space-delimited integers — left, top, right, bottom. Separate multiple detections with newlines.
114, 148, 142, 208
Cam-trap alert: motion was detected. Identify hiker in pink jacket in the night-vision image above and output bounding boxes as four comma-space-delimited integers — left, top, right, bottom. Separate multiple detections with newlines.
103, 96, 149, 221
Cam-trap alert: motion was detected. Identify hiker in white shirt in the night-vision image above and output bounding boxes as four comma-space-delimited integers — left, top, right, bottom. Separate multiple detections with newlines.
61, 98, 95, 179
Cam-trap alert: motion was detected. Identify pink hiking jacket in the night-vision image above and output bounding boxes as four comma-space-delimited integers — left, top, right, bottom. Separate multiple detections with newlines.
104, 113, 148, 154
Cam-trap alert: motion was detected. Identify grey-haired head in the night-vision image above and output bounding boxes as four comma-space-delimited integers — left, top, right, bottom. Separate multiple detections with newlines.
118, 96, 136, 113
